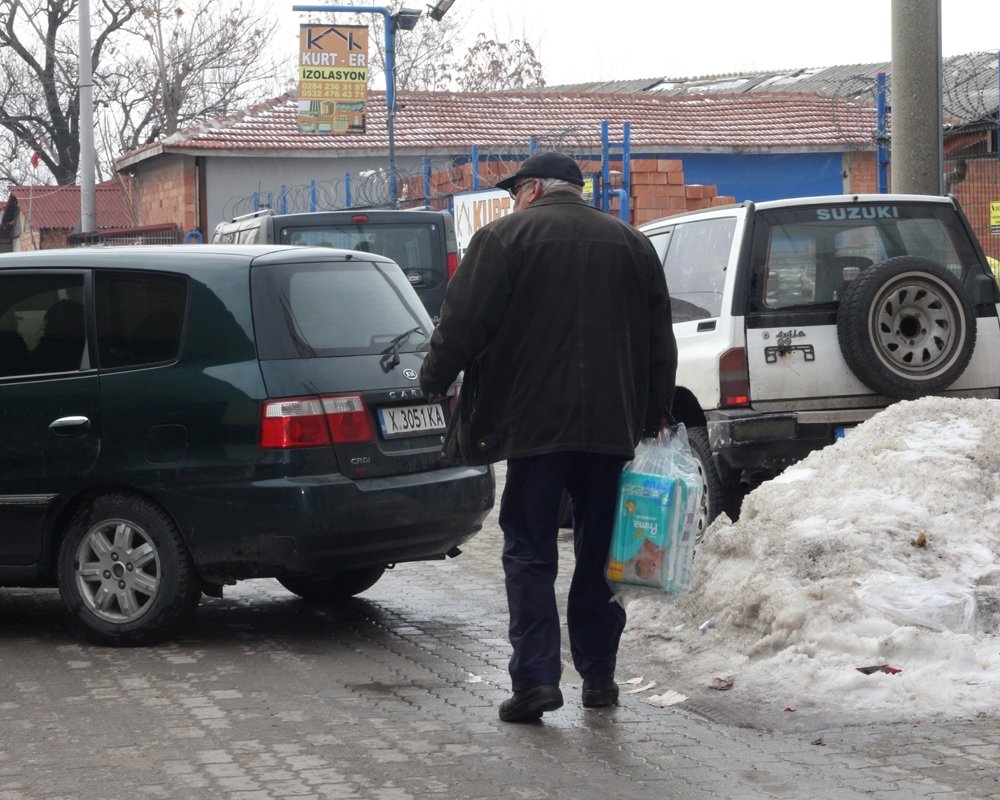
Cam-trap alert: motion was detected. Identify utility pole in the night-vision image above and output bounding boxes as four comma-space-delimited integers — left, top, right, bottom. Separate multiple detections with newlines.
78, 0, 97, 232
890, 0, 944, 195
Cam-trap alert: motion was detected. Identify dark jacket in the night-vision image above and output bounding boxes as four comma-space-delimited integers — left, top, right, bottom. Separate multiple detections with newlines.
420, 192, 677, 466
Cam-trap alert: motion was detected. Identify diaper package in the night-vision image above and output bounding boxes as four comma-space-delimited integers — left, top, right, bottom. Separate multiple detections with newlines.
606, 427, 701, 595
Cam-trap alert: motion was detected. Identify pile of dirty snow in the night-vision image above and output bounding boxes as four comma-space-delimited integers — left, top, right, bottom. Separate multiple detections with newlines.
619, 396, 1000, 720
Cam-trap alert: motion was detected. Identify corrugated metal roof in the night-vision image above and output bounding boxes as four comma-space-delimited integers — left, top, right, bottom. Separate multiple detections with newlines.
3, 181, 132, 231
537, 52, 1000, 125
121, 89, 879, 164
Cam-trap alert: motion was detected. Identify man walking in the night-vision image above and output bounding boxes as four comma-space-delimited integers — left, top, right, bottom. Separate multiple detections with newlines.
420, 152, 677, 722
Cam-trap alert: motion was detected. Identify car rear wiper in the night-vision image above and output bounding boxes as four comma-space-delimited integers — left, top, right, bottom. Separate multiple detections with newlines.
279, 294, 318, 357
379, 326, 425, 371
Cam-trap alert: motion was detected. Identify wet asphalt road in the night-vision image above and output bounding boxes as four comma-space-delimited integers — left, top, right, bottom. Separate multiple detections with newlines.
2, 465, 1000, 800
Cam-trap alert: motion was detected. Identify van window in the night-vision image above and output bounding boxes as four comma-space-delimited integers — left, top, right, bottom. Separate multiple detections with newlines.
95, 272, 187, 368
0, 273, 86, 376
251, 259, 433, 359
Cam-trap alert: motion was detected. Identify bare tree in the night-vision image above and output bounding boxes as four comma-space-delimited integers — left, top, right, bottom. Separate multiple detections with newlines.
0, 0, 282, 189
0, 0, 138, 186
456, 33, 544, 92
305, 0, 468, 91
104, 0, 283, 151
307, 2, 545, 92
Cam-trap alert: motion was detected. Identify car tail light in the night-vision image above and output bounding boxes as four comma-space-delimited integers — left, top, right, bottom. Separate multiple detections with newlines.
260, 393, 374, 448
351, 214, 369, 224
321, 394, 375, 443
447, 251, 459, 280
719, 347, 751, 408
260, 397, 331, 448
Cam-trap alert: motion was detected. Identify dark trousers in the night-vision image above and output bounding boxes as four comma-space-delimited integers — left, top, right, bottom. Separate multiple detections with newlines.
499, 451, 627, 691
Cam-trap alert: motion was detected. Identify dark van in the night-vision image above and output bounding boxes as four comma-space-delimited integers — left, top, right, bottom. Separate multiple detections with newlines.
212, 208, 459, 320
0, 245, 493, 646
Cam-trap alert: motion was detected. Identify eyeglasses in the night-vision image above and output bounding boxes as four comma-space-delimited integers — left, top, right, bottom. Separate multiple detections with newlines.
508, 179, 534, 200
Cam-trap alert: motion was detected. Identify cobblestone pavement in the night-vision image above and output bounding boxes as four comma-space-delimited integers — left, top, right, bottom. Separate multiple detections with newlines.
2, 465, 999, 799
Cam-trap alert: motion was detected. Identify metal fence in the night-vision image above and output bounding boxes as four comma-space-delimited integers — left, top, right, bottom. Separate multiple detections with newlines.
68, 224, 182, 247
945, 151, 1000, 261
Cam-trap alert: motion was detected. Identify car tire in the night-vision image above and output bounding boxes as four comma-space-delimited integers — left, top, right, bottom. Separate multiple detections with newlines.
837, 256, 977, 399
278, 567, 386, 604
57, 494, 201, 647
687, 426, 731, 541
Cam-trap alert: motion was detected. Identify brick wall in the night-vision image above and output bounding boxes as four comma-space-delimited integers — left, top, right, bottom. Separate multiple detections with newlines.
401, 157, 735, 226
134, 153, 199, 232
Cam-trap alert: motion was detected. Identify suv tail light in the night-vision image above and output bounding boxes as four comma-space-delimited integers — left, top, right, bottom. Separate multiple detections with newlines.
447, 251, 459, 280
719, 347, 750, 408
260, 393, 374, 448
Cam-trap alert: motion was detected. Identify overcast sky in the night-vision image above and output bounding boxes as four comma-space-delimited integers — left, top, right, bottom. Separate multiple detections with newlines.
285, 1, 1000, 86
483, 0, 1000, 84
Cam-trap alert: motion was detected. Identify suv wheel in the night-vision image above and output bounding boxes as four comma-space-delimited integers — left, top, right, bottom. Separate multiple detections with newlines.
279, 567, 386, 604
57, 494, 200, 646
837, 256, 977, 399
687, 426, 730, 541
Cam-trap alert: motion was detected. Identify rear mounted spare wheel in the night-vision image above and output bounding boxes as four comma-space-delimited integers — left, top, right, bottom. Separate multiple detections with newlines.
836, 256, 976, 399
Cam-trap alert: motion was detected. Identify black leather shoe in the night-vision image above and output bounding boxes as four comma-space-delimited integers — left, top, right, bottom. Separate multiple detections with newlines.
581, 676, 619, 708
498, 685, 564, 722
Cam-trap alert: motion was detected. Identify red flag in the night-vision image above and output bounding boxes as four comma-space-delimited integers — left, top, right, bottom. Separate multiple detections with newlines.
30, 152, 40, 169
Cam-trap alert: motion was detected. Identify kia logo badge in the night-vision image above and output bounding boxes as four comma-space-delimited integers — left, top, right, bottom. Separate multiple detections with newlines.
403, 368, 418, 380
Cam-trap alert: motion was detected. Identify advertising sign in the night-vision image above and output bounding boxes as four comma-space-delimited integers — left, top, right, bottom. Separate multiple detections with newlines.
453, 189, 514, 259
298, 24, 369, 134
991, 201, 1000, 234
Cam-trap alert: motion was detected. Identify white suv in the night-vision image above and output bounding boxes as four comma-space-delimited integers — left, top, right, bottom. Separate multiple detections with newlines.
640, 194, 1000, 533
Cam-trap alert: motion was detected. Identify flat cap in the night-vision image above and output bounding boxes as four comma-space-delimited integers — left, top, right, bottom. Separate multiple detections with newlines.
495, 151, 585, 191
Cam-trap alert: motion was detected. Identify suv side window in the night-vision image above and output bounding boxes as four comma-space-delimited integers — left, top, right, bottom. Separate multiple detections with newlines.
659, 218, 733, 322
0, 273, 86, 376
95, 272, 187, 368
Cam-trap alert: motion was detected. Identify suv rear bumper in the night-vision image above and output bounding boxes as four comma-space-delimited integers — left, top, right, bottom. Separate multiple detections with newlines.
160, 465, 496, 578
707, 408, 880, 479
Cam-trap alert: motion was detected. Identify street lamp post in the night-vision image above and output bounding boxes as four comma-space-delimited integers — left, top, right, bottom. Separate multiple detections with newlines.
292, 4, 421, 207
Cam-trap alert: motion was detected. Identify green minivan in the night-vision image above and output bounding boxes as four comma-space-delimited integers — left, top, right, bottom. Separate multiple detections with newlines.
0, 245, 494, 645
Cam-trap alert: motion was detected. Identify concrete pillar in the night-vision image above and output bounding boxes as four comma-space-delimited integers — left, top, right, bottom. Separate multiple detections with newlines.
890, 0, 944, 195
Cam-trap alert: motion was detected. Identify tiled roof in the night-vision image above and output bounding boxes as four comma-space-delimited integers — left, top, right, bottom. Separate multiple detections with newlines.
119, 89, 879, 165
3, 181, 132, 230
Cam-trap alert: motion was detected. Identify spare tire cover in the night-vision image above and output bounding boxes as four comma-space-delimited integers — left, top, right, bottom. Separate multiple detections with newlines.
836, 255, 977, 399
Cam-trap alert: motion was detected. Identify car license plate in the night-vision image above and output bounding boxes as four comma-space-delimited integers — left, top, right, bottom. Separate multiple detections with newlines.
377, 403, 446, 438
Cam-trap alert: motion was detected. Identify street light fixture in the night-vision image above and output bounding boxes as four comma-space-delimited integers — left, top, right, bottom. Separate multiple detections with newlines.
426, 0, 455, 21
393, 8, 422, 30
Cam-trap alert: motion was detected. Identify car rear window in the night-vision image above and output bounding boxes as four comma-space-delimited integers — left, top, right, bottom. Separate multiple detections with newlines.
754, 203, 969, 310
278, 223, 442, 278
251, 258, 433, 360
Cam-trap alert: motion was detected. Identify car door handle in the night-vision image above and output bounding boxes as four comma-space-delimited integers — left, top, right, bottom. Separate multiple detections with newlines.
49, 416, 91, 436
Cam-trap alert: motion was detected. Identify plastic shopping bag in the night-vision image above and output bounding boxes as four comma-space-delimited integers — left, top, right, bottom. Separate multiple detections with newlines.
606, 424, 702, 595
